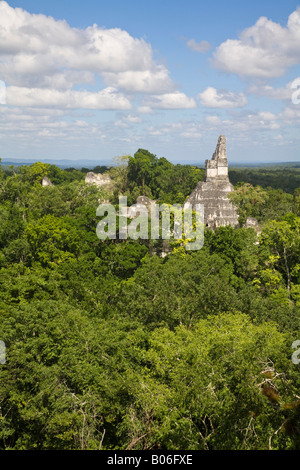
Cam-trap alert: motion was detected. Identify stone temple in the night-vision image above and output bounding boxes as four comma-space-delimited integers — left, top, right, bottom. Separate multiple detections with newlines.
184, 135, 239, 230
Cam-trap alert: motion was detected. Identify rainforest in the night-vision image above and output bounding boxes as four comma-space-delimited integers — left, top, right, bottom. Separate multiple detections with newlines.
0, 151, 300, 451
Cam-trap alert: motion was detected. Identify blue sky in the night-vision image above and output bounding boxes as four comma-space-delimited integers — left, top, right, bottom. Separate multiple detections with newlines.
0, 0, 300, 165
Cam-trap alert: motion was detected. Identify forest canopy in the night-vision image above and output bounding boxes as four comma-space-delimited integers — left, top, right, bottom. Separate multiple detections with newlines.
0, 151, 300, 450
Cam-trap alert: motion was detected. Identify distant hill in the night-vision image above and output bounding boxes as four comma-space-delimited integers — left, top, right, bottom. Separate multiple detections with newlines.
0, 159, 112, 169
230, 162, 300, 169
1, 159, 299, 170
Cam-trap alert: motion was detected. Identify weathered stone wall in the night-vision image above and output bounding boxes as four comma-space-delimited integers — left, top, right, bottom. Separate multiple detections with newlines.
184, 135, 239, 230
42, 176, 53, 187
85, 172, 112, 189
127, 195, 157, 219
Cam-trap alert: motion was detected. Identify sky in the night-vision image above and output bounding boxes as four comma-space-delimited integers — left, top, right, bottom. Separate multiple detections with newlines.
0, 0, 300, 165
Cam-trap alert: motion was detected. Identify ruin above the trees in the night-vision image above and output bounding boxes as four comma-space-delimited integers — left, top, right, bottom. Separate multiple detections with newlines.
184, 135, 239, 230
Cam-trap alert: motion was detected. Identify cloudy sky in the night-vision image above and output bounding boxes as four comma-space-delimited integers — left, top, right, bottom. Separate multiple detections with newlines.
0, 0, 300, 165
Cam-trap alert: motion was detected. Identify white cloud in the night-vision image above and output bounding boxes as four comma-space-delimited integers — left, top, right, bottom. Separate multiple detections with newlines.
147, 122, 186, 137
186, 39, 211, 53
144, 92, 197, 109
0, 104, 109, 144
0, 1, 178, 108
247, 78, 300, 101
247, 84, 292, 100
213, 7, 300, 78
126, 114, 142, 123
0, 2, 154, 75
279, 105, 300, 123
0, 80, 6, 104
198, 87, 247, 108
6, 86, 132, 110
137, 106, 154, 114
101, 67, 175, 94
114, 113, 142, 128
204, 110, 281, 133
205, 115, 222, 125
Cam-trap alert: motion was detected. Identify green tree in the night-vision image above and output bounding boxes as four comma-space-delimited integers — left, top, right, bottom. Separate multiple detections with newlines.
0, 300, 144, 450
207, 225, 259, 281
121, 312, 293, 450
113, 249, 241, 329
109, 155, 129, 197
20, 162, 51, 185
25, 215, 81, 267
127, 149, 157, 191
228, 183, 269, 224
258, 216, 300, 296
294, 188, 300, 216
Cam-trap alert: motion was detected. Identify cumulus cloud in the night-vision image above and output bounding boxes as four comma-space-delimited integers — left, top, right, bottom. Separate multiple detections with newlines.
205, 115, 222, 126
147, 122, 186, 137
247, 78, 300, 101
126, 114, 142, 123
207, 110, 281, 132
0, 2, 154, 75
213, 7, 300, 78
114, 113, 142, 128
144, 104, 300, 143
198, 87, 247, 108
247, 84, 292, 100
0, 80, 6, 104
0, 1, 178, 108
137, 106, 154, 114
101, 67, 175, 94
143, 92, 197, 109
5, 86, 132, 109
186, 39, 211, 53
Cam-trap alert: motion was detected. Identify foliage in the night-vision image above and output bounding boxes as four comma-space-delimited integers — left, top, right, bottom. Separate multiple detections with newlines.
0, 157, 300, 450
126, 149, 204, 205
121, 313, 295, 450
229, 167, 300, 195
